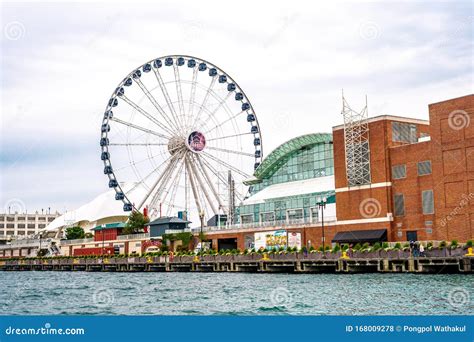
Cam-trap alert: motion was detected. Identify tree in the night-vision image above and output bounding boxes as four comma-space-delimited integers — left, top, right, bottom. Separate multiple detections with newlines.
65, 226, 85, 240
123, 211, 150, 235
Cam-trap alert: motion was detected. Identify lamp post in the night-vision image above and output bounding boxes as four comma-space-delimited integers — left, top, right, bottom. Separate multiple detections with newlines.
199, 211, 205, 252
317, 196, 327, 253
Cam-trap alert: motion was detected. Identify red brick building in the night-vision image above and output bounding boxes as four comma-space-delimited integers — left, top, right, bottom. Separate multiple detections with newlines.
201, 94, 473, 250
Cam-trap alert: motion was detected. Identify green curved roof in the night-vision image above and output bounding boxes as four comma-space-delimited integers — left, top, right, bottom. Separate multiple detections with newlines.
254, 133, 333, 180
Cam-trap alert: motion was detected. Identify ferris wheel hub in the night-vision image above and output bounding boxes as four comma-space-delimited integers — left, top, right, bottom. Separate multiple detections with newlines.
167, 136, 186, 155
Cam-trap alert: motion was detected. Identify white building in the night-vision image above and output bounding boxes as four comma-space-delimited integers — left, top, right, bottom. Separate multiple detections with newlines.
0, 211, 60, 242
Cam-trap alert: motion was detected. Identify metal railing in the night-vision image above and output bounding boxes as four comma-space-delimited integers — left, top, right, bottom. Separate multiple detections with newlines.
117, 233, 150, 241
191, 216, 337, 233
60, 238, 95, 245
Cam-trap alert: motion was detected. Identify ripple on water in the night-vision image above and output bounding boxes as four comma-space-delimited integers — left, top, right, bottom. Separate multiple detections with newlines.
0, 272, 473, 315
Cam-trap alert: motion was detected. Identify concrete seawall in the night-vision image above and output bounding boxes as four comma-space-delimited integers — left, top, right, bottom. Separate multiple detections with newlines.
1, 254, 473, 273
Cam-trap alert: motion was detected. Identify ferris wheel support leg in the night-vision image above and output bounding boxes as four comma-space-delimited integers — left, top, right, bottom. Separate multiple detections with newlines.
195, 154, 227, 214
199, 157, 244, 203
185, 156, 204, 216
187, 154, 218, 216
137, 154, 179, 210
148, 154, 182, 212
160, 154, 186, 212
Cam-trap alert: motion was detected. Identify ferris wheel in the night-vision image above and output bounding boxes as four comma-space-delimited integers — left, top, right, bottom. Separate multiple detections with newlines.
100, 55, 263, 224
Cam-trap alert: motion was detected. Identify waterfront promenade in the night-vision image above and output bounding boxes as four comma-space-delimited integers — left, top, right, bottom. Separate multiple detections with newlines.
1, 251, 473, 274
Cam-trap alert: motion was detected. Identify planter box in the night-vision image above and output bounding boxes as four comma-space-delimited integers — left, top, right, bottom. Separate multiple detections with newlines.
426, 249, 448, 258
152, 256, 167, 263
305, 252, 324, 260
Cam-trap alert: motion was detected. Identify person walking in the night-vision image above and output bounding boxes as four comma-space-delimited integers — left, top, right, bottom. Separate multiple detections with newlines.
419, 243, 425, 257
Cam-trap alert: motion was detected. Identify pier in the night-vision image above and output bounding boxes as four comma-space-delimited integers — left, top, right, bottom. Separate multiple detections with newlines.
1, 253, 473, 274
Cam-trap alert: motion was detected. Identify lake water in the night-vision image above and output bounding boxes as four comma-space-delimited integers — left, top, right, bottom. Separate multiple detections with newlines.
0, 272, 472, 315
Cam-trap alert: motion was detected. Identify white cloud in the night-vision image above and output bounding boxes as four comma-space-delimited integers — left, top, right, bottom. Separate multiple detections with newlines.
1, 0, 472, 211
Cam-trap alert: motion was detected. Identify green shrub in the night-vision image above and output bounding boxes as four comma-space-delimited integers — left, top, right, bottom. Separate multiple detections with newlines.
450, 240, 458, 249
332, 244, 341, 253
353, 243, 362, 251
439, 241, 447, 249
466, 240, 473, 248
372, 242, 381, 251
393, 242, 402, 250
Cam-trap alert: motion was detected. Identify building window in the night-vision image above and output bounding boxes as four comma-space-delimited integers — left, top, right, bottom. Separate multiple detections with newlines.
17, 217, 25, 221
240, 215, 253, 224
38, 217, 46, 221
17, 224, 25, 228
27, 224, 35, 229
27, 217, 36, 221
17, 231, 25, 235
286, 208, 303, 223
392, 122, 417, 143
48, 217, 55, 222
417, 160, 432, 176
6, 217, 14, 222
260, 212, 275, 224
394, 194, 405, 216
0, 224, 3, 228
310, 207, 319, 222
6, 224, 14, 229
38, 224, 46, 228
392, 164, 406, 179
422, 190, 434, 215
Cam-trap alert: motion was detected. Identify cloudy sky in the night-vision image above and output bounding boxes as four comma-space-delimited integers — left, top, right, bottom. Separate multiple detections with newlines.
0, 0, 472, 214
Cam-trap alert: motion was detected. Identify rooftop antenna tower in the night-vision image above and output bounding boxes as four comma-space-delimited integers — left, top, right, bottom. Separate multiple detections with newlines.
341, 90, 371, 186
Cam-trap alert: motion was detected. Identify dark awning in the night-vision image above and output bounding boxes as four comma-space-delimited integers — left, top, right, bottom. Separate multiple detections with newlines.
332, 229, 387, 244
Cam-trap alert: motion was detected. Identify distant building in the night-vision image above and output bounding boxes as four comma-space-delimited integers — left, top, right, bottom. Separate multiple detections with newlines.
149, 217, 190, 237
43, 183, 147, 236
0, 211, 60, 243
